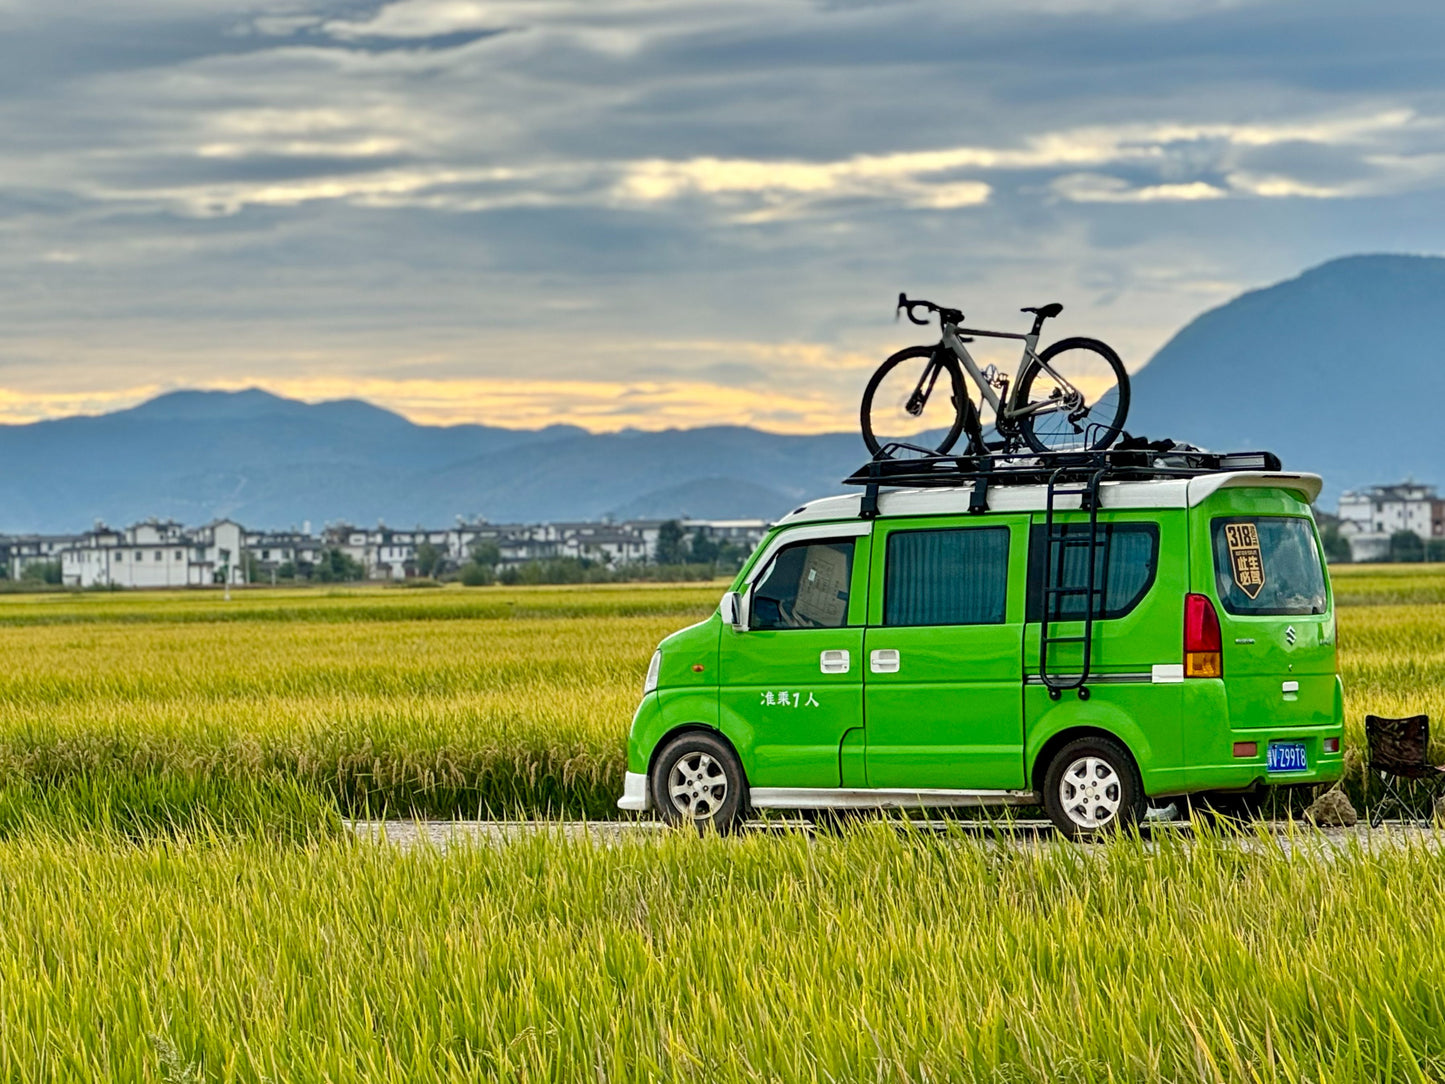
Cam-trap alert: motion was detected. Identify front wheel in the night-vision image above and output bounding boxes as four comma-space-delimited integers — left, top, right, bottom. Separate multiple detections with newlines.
1013, 337, 1129, 454
1042, 736, 1146, 840
650, 732, 748, 834
861, 346, 972, 458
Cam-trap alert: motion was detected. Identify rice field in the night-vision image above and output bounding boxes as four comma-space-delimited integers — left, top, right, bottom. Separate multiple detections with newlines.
0, 566, 1440, 822
0, 568, 1442, 1079
0, 583, 721, 821
2, 823, 1445, 1081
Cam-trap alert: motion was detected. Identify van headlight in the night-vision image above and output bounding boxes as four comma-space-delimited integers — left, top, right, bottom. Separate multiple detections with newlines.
643, 650, 662, 694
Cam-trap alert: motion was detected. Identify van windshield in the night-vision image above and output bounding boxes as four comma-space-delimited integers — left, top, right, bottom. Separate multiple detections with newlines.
1211, 516, 1327, 616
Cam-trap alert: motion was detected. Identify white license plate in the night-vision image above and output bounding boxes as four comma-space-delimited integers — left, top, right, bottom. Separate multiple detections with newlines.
1267, 741, 1308, 773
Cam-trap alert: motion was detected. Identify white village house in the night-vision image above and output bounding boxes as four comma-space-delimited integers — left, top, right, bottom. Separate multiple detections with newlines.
2, 533, 78, 579
1337, 482, 1445, 561
13, 515, 770, 587
59, 519, 249, 588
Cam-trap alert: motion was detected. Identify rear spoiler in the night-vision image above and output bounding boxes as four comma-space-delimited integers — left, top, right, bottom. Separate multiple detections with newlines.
1186, 471, 1323, 507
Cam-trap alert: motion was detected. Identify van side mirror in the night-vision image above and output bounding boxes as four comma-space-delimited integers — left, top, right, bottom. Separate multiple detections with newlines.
720, 591, 747, 632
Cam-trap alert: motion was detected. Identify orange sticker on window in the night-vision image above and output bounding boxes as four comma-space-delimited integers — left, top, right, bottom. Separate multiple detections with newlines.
1224, 522, 1265, 599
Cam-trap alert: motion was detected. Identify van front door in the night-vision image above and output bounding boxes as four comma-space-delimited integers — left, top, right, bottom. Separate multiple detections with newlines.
718, 527, 871, 789
863, 517, 1028, 790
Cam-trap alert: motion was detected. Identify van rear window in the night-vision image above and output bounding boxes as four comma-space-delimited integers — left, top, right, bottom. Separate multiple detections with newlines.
1210, 517, 1326, 616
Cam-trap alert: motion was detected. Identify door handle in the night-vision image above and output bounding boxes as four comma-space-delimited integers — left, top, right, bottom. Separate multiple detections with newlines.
869, 649, 900, 674
819, 649, 851, 674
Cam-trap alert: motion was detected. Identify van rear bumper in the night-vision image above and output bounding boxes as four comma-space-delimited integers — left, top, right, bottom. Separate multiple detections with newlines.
1186, 724, 1344, 792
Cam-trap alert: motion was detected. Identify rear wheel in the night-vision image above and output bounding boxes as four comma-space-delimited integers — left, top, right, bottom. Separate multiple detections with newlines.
1014, 337, 1129, 454
650, 732, 747, 834
861, 346, 970, 458
1042, 736, 1146, 840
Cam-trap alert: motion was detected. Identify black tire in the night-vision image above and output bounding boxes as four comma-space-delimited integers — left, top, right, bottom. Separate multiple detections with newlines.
650, 731, 748, 834
1041, 735, 1146, 840
1013, 337, 1129, 454
860, 346, 969, 458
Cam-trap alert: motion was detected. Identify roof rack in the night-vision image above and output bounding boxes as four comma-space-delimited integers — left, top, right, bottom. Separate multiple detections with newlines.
843, 442, 1283, 519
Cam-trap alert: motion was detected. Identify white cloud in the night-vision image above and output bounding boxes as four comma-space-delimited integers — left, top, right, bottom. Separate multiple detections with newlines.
612, 153, 992, 214
323, 0, 511, 40
1052, 174, 1229, 203
17, 103, 1434, 225
320, 0, 688, 41
317, 0, 1266, 43
1224, 173, 1350, 199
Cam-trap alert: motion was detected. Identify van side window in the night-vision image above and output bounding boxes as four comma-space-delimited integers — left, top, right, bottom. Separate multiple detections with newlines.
749, 539, 856, 630
883, 527, 1009, 626
1026, 522, 1160, 622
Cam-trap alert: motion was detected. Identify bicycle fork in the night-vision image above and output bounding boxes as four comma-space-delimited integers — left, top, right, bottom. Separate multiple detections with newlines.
905, 348, 948, 416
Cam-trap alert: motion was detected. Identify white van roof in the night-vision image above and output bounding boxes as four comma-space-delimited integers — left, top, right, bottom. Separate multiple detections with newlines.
774, 471, 1323, 527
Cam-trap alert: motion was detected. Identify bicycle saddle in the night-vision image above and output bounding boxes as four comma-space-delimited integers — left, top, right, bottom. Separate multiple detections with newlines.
1021, 302, 1063, 319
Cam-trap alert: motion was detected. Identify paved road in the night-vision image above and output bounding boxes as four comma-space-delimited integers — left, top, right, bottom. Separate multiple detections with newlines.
348, 817, 1440, 852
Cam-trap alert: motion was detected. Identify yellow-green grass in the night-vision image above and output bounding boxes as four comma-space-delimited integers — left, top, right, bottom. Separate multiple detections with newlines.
1329, 565, 1445, 797
1, 574, 1443, 1080
0, 584, 719, 820
0, 581, 727, 626
1331, 562, 1445, 607
0, 568, 1439, 822
1, 824, 1444, 1081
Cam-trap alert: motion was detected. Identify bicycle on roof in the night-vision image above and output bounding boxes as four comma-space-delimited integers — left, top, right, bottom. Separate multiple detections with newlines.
860, 294, 1130, 457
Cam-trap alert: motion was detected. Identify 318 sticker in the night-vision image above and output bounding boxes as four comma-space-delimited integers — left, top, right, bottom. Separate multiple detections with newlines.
1224, 522, 1266, 599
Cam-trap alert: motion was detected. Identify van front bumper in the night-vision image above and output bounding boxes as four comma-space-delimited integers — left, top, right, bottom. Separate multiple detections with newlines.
617, 771, 651, 812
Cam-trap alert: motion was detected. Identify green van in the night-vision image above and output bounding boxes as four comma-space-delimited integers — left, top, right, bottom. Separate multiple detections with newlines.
619, 463, 1344, 837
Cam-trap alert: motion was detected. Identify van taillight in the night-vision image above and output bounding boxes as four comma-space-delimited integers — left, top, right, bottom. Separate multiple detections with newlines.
1184, 593, 1222, 678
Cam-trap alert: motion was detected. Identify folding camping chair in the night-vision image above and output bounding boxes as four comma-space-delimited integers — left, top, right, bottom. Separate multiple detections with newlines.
1366, 714, 1445, 827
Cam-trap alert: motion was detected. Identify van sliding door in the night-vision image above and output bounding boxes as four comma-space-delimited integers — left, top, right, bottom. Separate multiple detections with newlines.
862, 517, 1028, 790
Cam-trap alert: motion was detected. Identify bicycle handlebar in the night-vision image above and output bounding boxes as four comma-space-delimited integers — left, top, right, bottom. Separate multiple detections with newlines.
896, 292, 962, 327
896, 293, 932, 325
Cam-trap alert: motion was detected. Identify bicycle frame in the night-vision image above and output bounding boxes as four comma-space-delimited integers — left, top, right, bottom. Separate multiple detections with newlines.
939, 322, 1082, 422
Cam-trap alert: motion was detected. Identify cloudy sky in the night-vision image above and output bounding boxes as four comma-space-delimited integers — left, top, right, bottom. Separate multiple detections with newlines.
2, 0, 1444, 431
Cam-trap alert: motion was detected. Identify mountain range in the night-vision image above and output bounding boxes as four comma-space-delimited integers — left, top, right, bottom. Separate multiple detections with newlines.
0, 389, 863, 531
0, 253, 1438, 532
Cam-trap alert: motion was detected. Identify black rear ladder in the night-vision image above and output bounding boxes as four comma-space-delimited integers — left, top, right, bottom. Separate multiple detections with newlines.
1038, 467, 1109, 700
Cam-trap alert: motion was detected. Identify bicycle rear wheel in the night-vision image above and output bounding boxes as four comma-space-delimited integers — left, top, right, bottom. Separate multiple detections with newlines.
1014, 337, 1129, 454
860, 346, 970, 458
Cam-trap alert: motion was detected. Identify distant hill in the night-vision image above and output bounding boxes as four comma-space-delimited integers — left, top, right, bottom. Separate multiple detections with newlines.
0, 389, 863, 531
1127, 254, 1445, 498
3, 254, 1440, 531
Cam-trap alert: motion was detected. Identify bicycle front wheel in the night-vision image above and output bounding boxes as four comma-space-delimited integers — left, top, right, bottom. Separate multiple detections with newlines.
1014, 337, 1129, 454
860, 345, 970, 457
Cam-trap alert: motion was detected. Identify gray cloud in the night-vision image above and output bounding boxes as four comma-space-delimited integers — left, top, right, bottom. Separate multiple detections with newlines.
2, 0, 1445, 428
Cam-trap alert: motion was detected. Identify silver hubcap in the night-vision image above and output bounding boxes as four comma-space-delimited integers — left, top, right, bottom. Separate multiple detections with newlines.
667, 752, 728, 821
1059, 756, 1122, 829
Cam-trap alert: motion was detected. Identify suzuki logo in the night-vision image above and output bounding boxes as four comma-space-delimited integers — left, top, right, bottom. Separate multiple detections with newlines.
1285, 625, 1297, 646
